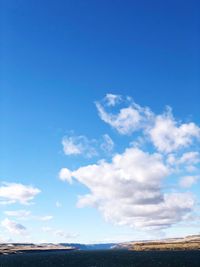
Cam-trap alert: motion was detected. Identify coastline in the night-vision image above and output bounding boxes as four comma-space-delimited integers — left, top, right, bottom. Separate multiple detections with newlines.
0, 245, 75, 255
1, 235, 200, 255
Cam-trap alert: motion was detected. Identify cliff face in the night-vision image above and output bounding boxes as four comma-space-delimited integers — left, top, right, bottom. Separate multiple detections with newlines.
115, 235, 200, 251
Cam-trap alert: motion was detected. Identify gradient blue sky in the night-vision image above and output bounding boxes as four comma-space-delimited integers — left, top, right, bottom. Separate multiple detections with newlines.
0, 0, 200, 243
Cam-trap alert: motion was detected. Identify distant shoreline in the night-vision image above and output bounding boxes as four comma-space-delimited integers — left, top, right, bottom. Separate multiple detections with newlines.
0, 245, 75, 255
1, 235, 200, 255
1, 248, 200, 256
115, 235, 200, 251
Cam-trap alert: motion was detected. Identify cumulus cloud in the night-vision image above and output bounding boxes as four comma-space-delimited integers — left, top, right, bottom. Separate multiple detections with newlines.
0, 182, 40, 205
60, 94, 200, 231
61, 147, 196, 229
179, 176, 199, 188
59, 168, 72, 183
62, 135, 97, 157
1, 218, 27, 235
95, 95, 200, 152
149, 109, 200, 153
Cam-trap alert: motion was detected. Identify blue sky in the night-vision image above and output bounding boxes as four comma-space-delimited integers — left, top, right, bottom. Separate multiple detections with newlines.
0, 0, 200, 243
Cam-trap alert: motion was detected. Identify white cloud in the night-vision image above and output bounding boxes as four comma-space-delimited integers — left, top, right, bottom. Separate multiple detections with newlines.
179, 176, 199, 188
4, 210, 31, 218
167, 151, 200, 175
1, 218, 27, 235
96, 100, 152, 135
59, 168, 72, 183
60, 147, 196, 230
62, 135, 97, 157
42, 227, 78, 239
62, 137, 82, 155
178, 152, 200, 165
54, 230, 78, 239
0, 200, 16, 205
96, 95, 200, 152
60, 94, 200, 232
97, 103, 138, 134
62, 133, 115, 158
4, 210, 53, 222
0, 182, 40, 205
101, 134, 114, 153
149, 109, 200, 153
104, 93, 122, 106
167, 151, 200, 174
42, 226, 53, 232
38, 215, 53, 221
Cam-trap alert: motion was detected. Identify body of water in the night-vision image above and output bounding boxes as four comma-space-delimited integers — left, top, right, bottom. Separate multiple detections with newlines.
0, 250, 200, 267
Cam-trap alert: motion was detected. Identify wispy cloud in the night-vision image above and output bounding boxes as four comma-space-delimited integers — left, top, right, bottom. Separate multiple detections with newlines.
62, 135, 97, 157
100, 134, 114, 153
54, 230, 78, 239
37, 215, 53, 221
167, 151, 200, 166
95, 95, 153, 135
104, 93, 122, 106
4, 210, 31, 219
0, 182, 40, 205
179, 175, 199, 188
1, 218, 27, 235
62, 133, 114, 158
3, 210, 53, 222
42, 227, 78, 240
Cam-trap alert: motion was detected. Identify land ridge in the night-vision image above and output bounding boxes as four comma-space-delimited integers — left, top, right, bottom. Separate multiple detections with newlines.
0, 244, 75, 255
0, 234, 200, 254
115, 234, 200, 251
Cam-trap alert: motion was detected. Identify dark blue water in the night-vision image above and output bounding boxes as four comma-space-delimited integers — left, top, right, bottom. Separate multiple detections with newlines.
0, 250, 200, 267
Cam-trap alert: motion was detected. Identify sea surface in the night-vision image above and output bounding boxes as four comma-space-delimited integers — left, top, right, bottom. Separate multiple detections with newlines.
0, 250, 200, 267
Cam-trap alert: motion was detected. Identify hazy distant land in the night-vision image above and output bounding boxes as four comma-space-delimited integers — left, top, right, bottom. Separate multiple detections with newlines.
0, 235, 200, 255
0, 244, 74, 255
115, 235, 200, 251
